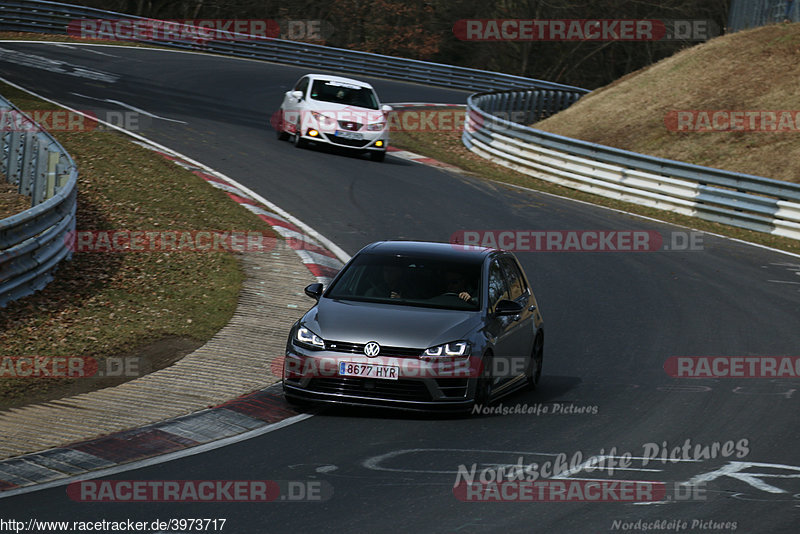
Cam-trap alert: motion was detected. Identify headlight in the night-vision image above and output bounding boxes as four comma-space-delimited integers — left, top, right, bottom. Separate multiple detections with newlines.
422, 341, 470, 359
311, 111, 335, 127
366, 121, 386, 131
296, 325, 325, 349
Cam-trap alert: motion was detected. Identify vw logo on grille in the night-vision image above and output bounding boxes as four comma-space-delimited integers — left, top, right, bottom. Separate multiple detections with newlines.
363, 342, 381, 357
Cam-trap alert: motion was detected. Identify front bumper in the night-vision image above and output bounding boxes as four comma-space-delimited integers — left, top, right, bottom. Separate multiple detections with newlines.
299, 122, 387, 151
283, 345, 477, 412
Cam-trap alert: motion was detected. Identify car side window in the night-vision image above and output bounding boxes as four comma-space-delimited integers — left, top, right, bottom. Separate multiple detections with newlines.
500, 257, 525, 301
488, 260, 509, 310
294, 77, 309, 96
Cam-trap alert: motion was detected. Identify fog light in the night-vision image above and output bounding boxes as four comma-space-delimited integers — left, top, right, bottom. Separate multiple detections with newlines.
375, 140, 384, 147
308, 129, 320, 137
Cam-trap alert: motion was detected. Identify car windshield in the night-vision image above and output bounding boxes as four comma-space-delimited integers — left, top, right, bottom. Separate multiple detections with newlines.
325, 253, 482, 311
310, 79, 379, 110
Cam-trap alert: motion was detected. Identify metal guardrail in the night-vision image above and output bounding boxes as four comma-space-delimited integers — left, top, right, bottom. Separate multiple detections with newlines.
728, 0, 800, 32
0, 1, 584, 307
1, 1, 797, 312
463, 90, 800, 240
0, 95, 77, 307
0, 0, 585, 93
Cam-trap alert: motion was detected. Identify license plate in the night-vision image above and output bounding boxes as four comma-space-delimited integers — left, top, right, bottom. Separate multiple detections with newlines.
335, 130, 363, 140
339, 361, 398, 380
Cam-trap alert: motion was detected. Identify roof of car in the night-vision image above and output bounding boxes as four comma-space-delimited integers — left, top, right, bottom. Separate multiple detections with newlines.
305, 74, 374, 89
358, 241, 497, 261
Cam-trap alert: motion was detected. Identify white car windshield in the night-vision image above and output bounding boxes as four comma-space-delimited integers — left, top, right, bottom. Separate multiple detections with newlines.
310, 80, 379, 110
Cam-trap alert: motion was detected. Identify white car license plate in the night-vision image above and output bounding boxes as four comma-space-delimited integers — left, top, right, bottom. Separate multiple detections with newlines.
335, 130, 363, 140
339, 361, 399, 380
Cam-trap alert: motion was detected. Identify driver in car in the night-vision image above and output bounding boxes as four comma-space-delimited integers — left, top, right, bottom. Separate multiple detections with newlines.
444, 270, 475, 302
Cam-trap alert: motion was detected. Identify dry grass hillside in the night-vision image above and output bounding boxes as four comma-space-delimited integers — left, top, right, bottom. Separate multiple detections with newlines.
535, 22, 800, 184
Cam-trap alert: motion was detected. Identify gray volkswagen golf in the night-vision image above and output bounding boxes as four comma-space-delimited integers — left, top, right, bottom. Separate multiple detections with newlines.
283, 241, 544, 412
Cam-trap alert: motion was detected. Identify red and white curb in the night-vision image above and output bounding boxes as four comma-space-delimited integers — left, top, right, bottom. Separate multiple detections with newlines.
131, 141, 345, 284
0, 385, 308, 498
386, 146, 460, 170
0, 82, 463, 495
383, 102, 464, 170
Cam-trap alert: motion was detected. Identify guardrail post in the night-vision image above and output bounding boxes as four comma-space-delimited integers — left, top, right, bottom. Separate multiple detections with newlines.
521, 91, 533, 124
7, 130, 21, 187
26, 135, 40, 205
531, 91, 542, 122
46, 148, 60, 198
34, 134, 50, 202
55, 153, 70, 189
1, 130, 10, 180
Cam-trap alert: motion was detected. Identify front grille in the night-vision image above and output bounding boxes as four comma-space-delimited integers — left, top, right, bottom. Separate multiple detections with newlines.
337, 120, 363, 131
324, 135, 371, 148
308, 377, 432, 402
326, 340, 422, 358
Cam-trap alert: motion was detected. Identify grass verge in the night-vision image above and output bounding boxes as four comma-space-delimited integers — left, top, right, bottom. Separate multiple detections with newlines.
0, 82, 277, 410
535, 23, 800, 184
0, 181, 30, 219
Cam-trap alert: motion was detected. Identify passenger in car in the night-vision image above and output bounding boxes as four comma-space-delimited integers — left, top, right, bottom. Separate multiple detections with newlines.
365, 265, 407, 299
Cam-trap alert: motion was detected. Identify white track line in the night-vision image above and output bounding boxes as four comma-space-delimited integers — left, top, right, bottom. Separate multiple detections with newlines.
0, 413, 314, 499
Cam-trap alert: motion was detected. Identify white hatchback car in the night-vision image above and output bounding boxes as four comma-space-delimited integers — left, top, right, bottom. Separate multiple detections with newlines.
275, 74, 391, 162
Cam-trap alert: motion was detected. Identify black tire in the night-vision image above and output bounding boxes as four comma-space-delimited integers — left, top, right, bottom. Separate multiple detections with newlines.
369, 150, 386, 162
525, 334, 544, 390
474, 353, 494, 408
276, 124, 289, 141
293, 122, 308, 148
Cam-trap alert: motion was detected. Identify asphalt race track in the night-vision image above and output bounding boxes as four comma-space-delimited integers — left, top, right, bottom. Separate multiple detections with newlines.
1, 42, 799, 533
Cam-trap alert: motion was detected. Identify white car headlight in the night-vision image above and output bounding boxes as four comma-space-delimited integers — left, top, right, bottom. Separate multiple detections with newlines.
296, 325, 325, 349
423, 341, 470, 359
366, 121, 386, 131
310, 111, 336, 127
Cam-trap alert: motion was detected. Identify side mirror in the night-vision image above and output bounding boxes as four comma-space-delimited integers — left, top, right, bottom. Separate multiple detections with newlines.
494, 299, 523, 316
290, 90, 304, 100
304, 283, 323, 301
381, 104, 393, 112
